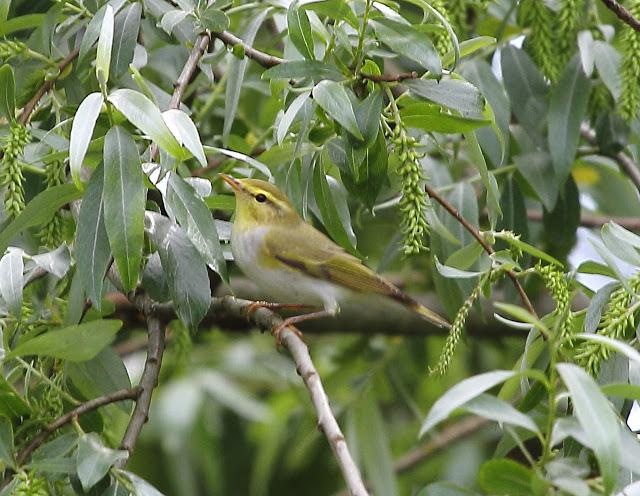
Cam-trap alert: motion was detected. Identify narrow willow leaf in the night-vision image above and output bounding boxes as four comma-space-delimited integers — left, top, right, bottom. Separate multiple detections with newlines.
223, 10, 269, 146
420, 370, 515, 436
261, 60, 343, 81
108, 89, 186, 160
464, 394, 540, 435
0, 251, 23, 318
145, 212, 210, 329
277, 91, 310, 144
548, 57, 590, 181
200, 7, 229, 32
0, 184, 82, 255
7, 320, 123, 361
76, 164, 110, 309
79, 0, 126, 62
0, 64, 16, 122
69, 92, 103, 189
95, 4, 114, 90
77, 433, 127, 491
577, 334, 640, 365
110, 2, 142, 79
164, 172, 227, 281
287, 0, 315, 60
478, 458, 533, 496
203, 146, 273, 179
434, 256, 483, 279
162, 109, 207, 167
102, 126, 145, 292
160, 9, 188, 34
312, 80, 363, 140
405, 78, 484, 117
557, 363, 620, 493
399, 103, 490, 133
29, 245, 71, 279
464, 131, 501, 226
0, 416, 16, 470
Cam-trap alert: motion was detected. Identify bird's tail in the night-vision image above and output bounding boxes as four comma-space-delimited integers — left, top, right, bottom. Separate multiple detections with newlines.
411, 302, 451, 329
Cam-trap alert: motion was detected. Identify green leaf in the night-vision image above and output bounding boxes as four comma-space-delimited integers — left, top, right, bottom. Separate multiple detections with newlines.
434, 256, 483, 279
262, 60, 343, 81
0, 250, 23, 318
593, 41, 621, 99
399, 102, 490, 133
417, 482, 481, 496
69, 92, 103, 189
492, 231, 563, 267
102, 126, 145, 292
277, 91, 310, 144
0, 184, 82, 255
160, 9, 189, 35
165, 172, 227, 281
404, 78, 483, 117
146, 212, 211, 329
110, 2, 142, 79
313, 80, 363, 140
203, 146, 273, 179
548, 57, 590, 181
7, 320, 122, 361
116, 470, 165, 496
420, 370, 515, 436
162, 109, 207, 167
352, 88, 382, 146
107, 89, 186, 160
76, 164, 110, 310
464, 131, 501, 226
372, 19, 441, 76
199, 6, 229, 32
445, 241, 484, 270
576, 334, 640, 365
76, 433, 127, 491
0, 416, 15, 470
0, 64, 16, 122
301, 0, 358, 27
287, 0, 315, 60
542, 176, 580, 259
557, 363, 620, 493
95, 4, 114, 91
313, 159, 357, 255
602, 222, 640, 267
477, 459, 533, 496
0, 377, 31, 419
353, 390, 397, 496
513, 152, 560, 211
223, 10, 269, 146
584, 282, 617, 333
600, 383, 640, 400
442, 36, 496, 67
464, 394, 540, 435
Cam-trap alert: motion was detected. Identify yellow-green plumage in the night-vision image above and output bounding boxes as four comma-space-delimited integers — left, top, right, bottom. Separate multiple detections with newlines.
221, 174, 450, 329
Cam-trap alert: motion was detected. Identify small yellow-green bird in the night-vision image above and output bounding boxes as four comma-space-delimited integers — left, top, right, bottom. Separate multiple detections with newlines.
220, 173, 450, 335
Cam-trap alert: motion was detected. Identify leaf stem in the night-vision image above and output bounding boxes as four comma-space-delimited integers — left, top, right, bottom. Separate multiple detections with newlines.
353, 0, 373, 74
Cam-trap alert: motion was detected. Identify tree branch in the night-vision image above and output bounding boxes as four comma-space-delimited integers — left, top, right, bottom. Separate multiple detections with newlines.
360, 71, 419, 82
15, 387, 139, 467
527, 209, 640, 230
598, 0, 640, 32
212, 30, 284, 68
580, 123, 640, 191
424, 184, 537, 317
211, 295, 369, 496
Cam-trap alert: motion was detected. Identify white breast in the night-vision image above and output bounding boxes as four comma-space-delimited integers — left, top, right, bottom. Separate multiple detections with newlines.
231, 226, 344, 313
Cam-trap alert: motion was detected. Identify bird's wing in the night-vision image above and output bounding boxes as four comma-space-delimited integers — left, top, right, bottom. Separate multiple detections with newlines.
263, 225, 413, 305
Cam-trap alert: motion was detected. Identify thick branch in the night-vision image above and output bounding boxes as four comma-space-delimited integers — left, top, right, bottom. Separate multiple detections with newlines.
580, 123, 640, 191
211, 296, 368, 496
212, 30, 284, 68
15, 387, 138, 466
527, 209, 640, 230
17, 48, 80, 126
425, 184, 537, 317
599, 0, 640, 32
116, 297, 166, 464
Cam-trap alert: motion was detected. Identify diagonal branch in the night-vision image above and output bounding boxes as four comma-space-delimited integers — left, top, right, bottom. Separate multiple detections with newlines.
527, 209, 640, 230
211, 296, 369, 496
212, 30, 284, 68
424, 184, 537, 317
599, 0, 640, 32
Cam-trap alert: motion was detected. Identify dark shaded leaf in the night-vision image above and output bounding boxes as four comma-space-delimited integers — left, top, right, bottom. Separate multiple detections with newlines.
262, 60, 343, 81
287, 0, 315, 60
110, 2, 142, 79
313, 80, 363, 140
513, 151, 559, 211
478, 459, 533, 496
0, 64, 15, 122
405, 78, 483, 117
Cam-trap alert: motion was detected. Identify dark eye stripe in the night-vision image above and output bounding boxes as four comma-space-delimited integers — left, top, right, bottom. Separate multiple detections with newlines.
255, 193, 267, 203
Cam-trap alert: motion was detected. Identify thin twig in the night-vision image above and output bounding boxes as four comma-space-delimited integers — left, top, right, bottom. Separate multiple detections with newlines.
212, 30, 284, 68
17, 48, 80, 126
15, 387, 139, 466
425, 184, 537, 317
599, 0, 640, 32
527, 209, 640, 230
360, 71, 419, 82
211, 296, 369, 496
116, 296, 166, 464
580, 123, 640, 191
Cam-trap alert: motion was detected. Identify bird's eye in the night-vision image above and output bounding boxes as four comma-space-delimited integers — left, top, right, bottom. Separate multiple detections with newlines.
255, 193, 267, 203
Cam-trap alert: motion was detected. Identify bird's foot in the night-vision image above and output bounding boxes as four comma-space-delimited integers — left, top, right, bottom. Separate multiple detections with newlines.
271, 319, 305, 350
244, 301, 317, 320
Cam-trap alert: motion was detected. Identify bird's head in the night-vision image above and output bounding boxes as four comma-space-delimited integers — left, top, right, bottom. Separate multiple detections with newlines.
220, 174, 300, 229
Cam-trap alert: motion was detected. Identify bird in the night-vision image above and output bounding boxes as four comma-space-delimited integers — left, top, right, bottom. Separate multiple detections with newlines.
219, 173, 450, 339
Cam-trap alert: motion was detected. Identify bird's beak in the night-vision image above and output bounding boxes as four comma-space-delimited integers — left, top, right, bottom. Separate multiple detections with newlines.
220, 173, 242, 192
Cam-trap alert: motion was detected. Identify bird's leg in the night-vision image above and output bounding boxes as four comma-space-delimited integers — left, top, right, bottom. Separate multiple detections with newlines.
271, 309, 335, 348
243, 301, 318, 320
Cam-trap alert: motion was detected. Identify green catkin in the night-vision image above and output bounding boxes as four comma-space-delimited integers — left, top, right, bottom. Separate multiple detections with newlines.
447, 0, 468, 34
38, 160, 66, 248
0, 39, 27, 61
430, 275, 485, 376
576, 273, 640, 375
520, 0, 560, 82
385, 113, 429, 255
588, 83, 614, 120
430, 0, 453, 56
1, 123, 31, 218
15, 471, 49, 496
619, 0, 640, 121
556, 0, 582, 66
537, 263, 574, 343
